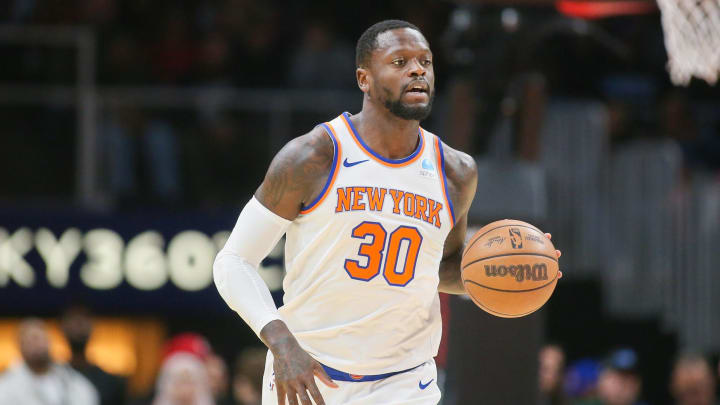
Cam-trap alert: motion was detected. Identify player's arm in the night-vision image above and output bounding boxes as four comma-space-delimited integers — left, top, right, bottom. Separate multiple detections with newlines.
437, 144, 478, 295
213, 125, 337, 405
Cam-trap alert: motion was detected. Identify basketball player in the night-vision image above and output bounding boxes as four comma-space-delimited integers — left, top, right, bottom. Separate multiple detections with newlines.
214, 20, 561, 405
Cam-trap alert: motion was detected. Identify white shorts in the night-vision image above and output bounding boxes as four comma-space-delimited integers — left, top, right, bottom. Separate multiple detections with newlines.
261, 350, 441, 405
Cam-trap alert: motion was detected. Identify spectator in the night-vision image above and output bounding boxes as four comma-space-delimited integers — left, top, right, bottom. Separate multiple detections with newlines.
205, 354, 232, 405
152, 353, 214, 405
670, 352, 718, 405
102, 115, 181, 206
232, 347, 266, 405
564, 358, 602, 405
149, 9, 195, 84
288, 20, 355, 89
162, 333, 212, 362
61, 305, 127, 405
540, 344, 570, 405
0, 318, 99, 405
597, 348, 648, 405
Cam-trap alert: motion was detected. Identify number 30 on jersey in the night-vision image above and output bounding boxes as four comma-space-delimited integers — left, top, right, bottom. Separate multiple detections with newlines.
344, 221, 423, 286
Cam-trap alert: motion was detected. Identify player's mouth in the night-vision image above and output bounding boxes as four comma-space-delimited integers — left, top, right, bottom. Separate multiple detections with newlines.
403, 81, 430, 102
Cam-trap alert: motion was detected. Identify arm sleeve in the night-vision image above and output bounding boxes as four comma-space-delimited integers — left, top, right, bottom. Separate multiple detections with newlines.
213, 197, 292, 337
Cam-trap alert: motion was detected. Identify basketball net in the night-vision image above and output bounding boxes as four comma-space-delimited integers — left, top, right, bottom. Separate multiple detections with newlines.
657, 0, 720, 85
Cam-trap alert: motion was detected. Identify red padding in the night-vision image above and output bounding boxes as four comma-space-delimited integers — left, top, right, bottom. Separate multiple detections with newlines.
556, 0, 657, 19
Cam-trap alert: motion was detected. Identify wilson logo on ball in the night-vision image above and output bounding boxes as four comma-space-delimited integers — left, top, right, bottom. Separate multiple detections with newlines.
484, 263, 548, 282
509, 228, 523, 249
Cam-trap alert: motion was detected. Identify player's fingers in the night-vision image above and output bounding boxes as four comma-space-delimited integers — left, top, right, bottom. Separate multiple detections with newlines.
545, 232, 552, 240
296, 387, 313, 405
277, 383, 287, 405
313, 362, 339, 388
285, 386, 299, 405
558, 270, 563, 279
556, 249, 562, 258
307, 380, 326, 405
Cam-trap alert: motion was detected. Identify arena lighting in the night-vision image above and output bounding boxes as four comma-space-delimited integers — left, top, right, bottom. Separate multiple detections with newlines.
0, 228, 284, 291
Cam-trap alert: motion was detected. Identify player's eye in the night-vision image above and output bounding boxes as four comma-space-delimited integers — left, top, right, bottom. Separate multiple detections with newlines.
422, 59, 432, 66
392, 58, 405, 66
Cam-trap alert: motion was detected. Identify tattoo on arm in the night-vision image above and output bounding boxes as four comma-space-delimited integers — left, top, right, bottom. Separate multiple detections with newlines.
255, 127, 335, 219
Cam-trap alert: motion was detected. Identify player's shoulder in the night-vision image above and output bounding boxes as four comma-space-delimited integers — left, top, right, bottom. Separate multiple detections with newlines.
256, 125, 335, 215
277, 125, 335, 170
438, 140, 477, 189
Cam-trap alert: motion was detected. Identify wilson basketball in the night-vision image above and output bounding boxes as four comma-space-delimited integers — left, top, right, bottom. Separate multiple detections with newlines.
461, 219, 559, 318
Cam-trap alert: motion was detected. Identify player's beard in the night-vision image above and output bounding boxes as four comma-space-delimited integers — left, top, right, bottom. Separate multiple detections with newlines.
381, 86, 435, 121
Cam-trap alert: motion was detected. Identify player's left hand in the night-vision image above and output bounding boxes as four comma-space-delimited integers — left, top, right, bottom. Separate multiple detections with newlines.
545, 233, 563, 279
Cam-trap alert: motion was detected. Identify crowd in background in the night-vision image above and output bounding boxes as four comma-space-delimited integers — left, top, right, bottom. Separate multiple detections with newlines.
539, 344, 720, 405
1, 0, 718, 207
0, 311, 718, 405
0, 309, 268, 405
1, 1, 720, 405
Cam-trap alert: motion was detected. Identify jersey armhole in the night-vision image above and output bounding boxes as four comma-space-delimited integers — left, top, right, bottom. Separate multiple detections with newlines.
434, 136, 456, 227
299, 123, 342, 214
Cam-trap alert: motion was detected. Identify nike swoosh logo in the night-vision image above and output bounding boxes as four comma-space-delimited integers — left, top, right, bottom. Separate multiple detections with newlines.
419, 379, 434, 390
343, 158, 369, 167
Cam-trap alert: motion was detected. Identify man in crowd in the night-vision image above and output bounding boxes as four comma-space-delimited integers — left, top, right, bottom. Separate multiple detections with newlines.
596, 348, 648, 405
0, 318, 99, 405
539, 344, 570, 405
61, 305, 127, 405
670, 352, 718, 405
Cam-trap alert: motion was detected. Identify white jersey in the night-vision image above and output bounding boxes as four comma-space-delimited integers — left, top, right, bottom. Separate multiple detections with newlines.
280, 112, 455, 376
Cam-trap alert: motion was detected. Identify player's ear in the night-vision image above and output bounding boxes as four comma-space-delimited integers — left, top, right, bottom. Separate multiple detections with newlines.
357, 67, 370, 94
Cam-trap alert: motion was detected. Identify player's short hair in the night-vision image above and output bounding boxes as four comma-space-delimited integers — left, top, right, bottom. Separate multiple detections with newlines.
356, 20, 422, 68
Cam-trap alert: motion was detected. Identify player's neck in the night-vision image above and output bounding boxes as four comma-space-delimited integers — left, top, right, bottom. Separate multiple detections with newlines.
351, 105, 421, 160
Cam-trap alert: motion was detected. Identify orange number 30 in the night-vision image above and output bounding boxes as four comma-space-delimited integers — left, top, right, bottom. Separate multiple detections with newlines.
344, 222, 423, 287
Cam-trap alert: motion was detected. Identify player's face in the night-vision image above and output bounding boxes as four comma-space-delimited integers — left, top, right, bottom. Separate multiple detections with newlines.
366, 28, 435, 121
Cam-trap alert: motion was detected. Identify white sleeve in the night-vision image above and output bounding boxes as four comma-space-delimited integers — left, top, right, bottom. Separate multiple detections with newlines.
213, 197, 291, 337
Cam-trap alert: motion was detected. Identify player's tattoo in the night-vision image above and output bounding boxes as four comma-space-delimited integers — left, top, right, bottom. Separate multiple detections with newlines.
257, 127, 335, 216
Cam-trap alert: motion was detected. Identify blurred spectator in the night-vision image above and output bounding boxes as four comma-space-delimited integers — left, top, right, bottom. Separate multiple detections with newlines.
102, 115, 181, 206
565, 358, 602, 405
162, 333, 212, 362
152, 353, 214, 405
194, 31, 233, 86
205, 354, 232, 405
288, 20, 355, 89
100, 33, 148, 84
540, 344, 570, 405
660, 90, 720, 173
61, 305, 127, 405
219, 1, 285, 88
150, 9, 195, 84
0, 318, 99, 405
596, 348, 648, 405
232, 347, 266, 405
670, 352, 718, 405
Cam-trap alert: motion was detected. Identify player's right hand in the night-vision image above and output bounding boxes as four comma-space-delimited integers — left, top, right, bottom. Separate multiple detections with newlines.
272, 338, 338, 405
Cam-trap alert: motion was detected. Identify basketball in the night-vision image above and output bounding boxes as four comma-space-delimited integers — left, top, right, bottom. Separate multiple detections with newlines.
461, 219, 559, 318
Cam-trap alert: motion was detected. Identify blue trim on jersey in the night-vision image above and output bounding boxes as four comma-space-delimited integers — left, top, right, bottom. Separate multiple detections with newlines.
437, 140, 456, 225
301, 123, 338, 212
342, 112, 423, 165
320, 362, 422, 382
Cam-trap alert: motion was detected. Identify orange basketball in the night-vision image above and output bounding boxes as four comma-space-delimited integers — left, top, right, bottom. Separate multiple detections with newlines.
461, 219, 559, 318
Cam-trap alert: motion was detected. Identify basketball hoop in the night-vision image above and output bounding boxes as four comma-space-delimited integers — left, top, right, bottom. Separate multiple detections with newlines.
657, 0, 720, 86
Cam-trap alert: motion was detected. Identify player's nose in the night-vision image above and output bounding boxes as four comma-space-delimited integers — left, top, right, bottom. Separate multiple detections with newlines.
407, 58, 427, 77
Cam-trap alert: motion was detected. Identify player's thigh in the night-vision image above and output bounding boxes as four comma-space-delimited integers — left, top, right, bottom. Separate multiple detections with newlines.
360, 360, 441, 405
